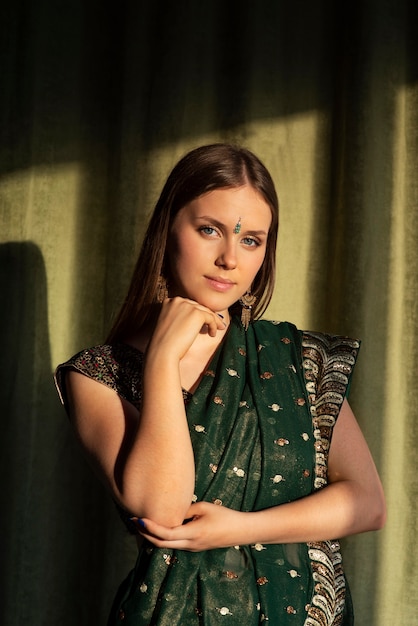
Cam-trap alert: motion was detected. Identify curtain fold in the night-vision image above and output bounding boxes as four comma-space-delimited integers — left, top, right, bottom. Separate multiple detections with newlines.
1, 1, 417, 624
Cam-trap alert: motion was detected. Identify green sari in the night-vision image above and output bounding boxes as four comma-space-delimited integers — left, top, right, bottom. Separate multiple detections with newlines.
56, 318, 359, 625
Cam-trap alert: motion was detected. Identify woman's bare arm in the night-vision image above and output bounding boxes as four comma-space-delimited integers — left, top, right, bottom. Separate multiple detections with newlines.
65, 298, 226, 527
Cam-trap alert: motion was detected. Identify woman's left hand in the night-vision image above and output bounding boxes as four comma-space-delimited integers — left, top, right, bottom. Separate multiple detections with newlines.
131, 501, 248, 552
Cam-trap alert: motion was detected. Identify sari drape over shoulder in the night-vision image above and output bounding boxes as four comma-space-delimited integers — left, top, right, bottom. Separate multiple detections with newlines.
55, 318, 360, 625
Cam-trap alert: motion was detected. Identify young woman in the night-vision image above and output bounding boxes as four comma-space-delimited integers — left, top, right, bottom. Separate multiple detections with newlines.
55, 144, 385, 625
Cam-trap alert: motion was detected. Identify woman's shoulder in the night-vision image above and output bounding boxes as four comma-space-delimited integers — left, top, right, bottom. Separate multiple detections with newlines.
253, 318, 360, 349
252, 319, 361, 415
54, 343, 144, 410
56, 342, 144, 375
251, 319, 302, 351
252, 318, 299, 336
252, 319, 361, 376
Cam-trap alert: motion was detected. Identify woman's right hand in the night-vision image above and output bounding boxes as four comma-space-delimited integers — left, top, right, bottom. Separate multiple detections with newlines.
146, 297, 227, 363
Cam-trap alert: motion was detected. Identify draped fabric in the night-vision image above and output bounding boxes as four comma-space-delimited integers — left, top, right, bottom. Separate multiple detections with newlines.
1, 1, 417, 624
55, 319, 358, 625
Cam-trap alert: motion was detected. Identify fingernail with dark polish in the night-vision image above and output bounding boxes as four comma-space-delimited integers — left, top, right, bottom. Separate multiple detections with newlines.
129, 517, 146, 530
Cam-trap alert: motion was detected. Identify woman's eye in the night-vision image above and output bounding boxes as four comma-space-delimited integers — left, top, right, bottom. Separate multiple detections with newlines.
242, 237, 260, 247
199, 226, 217, 236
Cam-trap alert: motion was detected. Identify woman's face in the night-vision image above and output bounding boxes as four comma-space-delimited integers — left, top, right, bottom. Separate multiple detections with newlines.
167, 185, 272, 318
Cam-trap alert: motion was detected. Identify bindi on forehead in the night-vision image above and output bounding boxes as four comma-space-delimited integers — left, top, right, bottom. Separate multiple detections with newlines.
233, 217, 242, 234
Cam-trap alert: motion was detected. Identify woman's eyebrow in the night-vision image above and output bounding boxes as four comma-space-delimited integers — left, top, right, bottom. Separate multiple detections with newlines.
194, 215, 226, 229
243, 228, 268, 237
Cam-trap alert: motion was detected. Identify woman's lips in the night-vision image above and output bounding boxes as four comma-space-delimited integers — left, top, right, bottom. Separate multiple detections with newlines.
204, 276, 235, 292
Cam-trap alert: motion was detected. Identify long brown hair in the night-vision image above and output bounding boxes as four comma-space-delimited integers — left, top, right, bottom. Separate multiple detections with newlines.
107, 144, 279, 343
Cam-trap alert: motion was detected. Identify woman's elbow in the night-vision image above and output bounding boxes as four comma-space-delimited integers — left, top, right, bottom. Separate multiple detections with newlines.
121, 491, 191, 527
367, 484, 387, 531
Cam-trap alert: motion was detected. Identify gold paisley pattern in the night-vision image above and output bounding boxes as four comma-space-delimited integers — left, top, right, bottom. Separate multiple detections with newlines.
302, 332, 360, 626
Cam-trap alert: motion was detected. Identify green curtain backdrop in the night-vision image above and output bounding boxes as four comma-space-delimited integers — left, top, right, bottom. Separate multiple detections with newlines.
1, 1, 417, 624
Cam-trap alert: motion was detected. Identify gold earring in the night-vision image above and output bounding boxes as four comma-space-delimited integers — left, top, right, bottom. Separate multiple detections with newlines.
156, 275, 168, 303
239, 291, 256, 330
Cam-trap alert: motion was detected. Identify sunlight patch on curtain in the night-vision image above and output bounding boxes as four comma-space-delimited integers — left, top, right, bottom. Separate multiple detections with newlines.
0, 162, 90, 364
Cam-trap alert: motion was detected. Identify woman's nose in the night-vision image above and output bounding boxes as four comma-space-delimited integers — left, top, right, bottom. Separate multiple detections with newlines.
215, 241, 237, 269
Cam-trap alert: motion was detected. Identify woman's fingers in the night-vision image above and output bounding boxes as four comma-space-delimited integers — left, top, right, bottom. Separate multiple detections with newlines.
164, 297, 226, 334
129, 502, 244, 552
129, 516, 191, 548
149, 297, 227, 360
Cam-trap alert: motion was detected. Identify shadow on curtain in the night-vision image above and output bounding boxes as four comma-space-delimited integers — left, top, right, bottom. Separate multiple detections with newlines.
0, 242, 137, 624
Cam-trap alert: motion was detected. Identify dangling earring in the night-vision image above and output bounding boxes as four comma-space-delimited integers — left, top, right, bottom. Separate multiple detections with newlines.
239, 291, 257, 330
156, 275, 168, 303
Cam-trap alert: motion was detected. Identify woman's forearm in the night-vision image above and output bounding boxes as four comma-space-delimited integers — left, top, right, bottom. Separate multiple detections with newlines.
241, 479, 386, 546
118, 299, 227, 524
119, 355, 195, 526
135, 477, 386, 552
